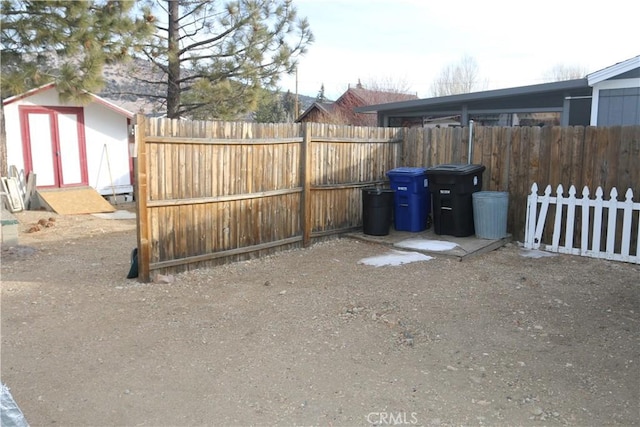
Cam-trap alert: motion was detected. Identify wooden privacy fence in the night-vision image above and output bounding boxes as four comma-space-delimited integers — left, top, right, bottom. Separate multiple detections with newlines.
404, 125, 639, 245
134, 118, 639, 281
524, 183, 639, 263
134, 117, 402, 281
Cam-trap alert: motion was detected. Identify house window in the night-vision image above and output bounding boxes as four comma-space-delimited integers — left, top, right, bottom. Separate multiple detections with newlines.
389, 117, 423, 127
469, 112, 560, 127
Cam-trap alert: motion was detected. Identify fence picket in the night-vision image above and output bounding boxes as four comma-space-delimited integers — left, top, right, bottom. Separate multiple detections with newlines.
637, 209, 640, 262
581, 186, 590, 256
551, 184, 564, 251
524, 182, 639, 264
621, 189, 633, 259
533, 185, 552, 248
606, 188, 619, 259
525, 183, 539, 248
592, 187, 604, 254
563, 186, 577, 254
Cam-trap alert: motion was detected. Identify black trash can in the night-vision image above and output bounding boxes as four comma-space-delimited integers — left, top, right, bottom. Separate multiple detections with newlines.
362, 187, 394, 236
426, 164, 485, 237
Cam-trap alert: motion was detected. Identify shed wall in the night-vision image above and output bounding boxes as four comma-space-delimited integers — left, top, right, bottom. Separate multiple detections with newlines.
84, 103, 132, 195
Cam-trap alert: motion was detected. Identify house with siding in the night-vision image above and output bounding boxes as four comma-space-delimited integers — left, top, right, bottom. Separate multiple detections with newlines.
356, 56, 639, 128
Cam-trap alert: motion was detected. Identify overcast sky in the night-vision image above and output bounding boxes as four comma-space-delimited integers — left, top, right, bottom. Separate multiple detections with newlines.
278, 0, 640, 100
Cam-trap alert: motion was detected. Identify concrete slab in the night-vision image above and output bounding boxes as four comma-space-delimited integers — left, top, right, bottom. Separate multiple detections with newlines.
91, 210, 136, 220
346, 227, 511, 261
1, 206, 20, 247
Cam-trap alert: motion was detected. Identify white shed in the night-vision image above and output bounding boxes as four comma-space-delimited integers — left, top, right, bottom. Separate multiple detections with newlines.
3, 83, 134, 196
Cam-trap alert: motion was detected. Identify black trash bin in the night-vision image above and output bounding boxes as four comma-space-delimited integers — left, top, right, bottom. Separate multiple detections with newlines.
362, 187, 394, 236
426, 164, 485, 237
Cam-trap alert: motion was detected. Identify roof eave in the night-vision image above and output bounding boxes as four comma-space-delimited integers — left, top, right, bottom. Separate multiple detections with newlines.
2, 82, 57, 105
90, 94, 134, 118
296, 102, 330, 122
3, 82, 134, 118
587, 55, 640, 85
356, 79, 589, 113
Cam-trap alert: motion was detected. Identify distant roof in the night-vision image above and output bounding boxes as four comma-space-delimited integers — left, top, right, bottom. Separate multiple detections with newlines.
343, 87, 419, 105
3, 82, 134, 118
356, 79, 590, 114
296, 87, 419, 122
296, 101, 336, 122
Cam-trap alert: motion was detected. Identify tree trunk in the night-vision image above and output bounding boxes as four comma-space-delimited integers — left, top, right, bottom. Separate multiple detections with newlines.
0, 103, 7, 177
166, 0, 181, 119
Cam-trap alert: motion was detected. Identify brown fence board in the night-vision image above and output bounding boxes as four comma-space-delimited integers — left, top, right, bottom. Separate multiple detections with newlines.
469, 125, 484, 165
548, 126, 562, 188
567, 126, 583, 188
538, 126, 553, 188
581, 127, 596, 191
618, 127, 633, 193
490, 127, 509, 191
507, 127, 521, 238
605, 126, 622, 192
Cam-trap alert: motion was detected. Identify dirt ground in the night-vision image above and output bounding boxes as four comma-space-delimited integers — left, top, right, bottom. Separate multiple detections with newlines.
1, 207, 639, 426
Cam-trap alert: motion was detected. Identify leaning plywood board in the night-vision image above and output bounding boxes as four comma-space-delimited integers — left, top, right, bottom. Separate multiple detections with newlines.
38, 187, 116, 215
1, 177, 25, 212
23, 173, 37, 208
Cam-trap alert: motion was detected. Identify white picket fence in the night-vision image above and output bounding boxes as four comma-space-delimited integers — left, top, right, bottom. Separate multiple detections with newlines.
524, 183, 640, 264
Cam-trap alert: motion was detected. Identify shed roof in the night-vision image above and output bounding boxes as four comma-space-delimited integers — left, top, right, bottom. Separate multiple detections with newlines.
2, 82, 134, 118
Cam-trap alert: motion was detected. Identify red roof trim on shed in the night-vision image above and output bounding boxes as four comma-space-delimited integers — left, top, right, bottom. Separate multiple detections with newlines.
2, 82, 57, 105
2, 82, 133, 119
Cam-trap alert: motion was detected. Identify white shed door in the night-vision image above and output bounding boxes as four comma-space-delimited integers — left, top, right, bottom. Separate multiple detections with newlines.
19, 106, 88, 188
56, 113, 83, 184
26, 113, 56, 186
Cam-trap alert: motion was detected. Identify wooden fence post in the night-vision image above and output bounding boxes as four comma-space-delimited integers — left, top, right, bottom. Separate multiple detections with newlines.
134, 114, 151, 282
301, 123, 312, 247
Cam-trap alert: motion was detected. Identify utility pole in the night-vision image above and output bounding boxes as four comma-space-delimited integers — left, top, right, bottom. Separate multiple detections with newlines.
295, 67, 299, 119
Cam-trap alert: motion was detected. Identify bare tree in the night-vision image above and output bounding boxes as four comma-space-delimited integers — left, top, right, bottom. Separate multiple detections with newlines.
542, 64, 588, 82
429, 55, 488, 97
362, 76, 415, 97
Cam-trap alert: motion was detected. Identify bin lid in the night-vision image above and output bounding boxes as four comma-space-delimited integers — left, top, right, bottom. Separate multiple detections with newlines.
426, 163, 485, 176
386, 167, 427, 177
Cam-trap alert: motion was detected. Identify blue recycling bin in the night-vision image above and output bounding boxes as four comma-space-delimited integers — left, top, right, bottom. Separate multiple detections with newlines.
386, 167, 430, 232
